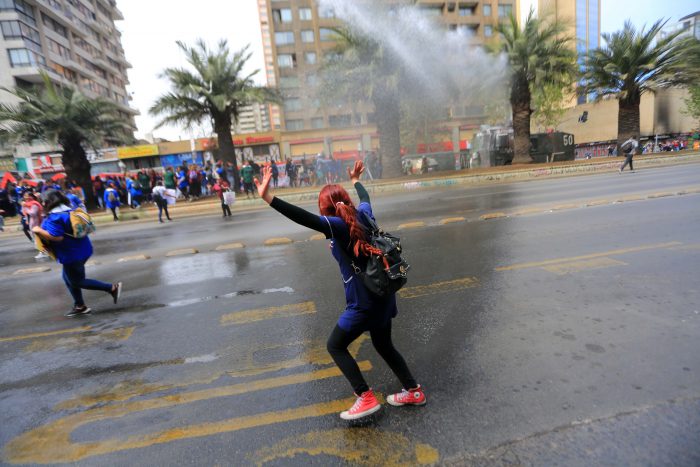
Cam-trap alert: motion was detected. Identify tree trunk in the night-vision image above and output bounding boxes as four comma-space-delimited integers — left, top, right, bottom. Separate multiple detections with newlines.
511, 75, 533, 164
617, 92, 641, 153
374, 91, 402, 179
214, 115, 241, 191
59, 136, 97, 210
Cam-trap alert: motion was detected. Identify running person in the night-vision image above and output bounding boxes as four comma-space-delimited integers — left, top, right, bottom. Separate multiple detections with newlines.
32, 190, 122, 317
255, 160, 425, 420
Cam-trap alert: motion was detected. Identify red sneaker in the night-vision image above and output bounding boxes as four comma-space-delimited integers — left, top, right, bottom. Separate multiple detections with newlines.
340, 389, 381, 420
387, 385, 426, 406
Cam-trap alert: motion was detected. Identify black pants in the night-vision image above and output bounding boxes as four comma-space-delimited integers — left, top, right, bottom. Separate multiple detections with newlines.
620, 154, 634, 171
157, 201, 171, 221
109, 207, 118, 221
327, 322, 417, 395
221, 200, 231, 216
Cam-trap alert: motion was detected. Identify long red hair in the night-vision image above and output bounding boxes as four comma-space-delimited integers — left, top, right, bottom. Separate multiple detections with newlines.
318, 184, 381, 257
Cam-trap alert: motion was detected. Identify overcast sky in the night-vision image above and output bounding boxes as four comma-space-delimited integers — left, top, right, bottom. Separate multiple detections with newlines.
117, 0, 699, 141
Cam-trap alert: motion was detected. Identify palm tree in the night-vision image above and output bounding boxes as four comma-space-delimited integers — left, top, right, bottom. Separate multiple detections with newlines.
0, 73, 131, 208
582, 20, 700, 149
493, 11, 578, 163
150, 40, 279, 190
320, 27, 403, 178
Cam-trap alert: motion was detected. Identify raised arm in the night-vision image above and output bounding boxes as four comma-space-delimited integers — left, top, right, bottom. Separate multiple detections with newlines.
348, 160, 370, 204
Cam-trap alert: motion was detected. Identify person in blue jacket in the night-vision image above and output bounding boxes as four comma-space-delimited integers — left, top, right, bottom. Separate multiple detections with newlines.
103, 181, 120, 221
32, 190, 122, 317
255, 160, 425, 421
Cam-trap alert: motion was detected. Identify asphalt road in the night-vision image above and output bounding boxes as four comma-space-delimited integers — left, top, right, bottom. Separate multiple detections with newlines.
1, 163, 699, 466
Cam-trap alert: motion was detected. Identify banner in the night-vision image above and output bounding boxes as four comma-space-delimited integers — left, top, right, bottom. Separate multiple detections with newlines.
117, 145, 159, 159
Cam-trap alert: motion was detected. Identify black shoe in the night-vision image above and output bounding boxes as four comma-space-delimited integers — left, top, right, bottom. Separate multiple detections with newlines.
65, 305, 91, 317
110, 282, 122, 304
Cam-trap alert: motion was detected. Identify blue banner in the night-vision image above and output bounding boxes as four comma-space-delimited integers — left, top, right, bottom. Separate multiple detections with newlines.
160, 152, 203, 168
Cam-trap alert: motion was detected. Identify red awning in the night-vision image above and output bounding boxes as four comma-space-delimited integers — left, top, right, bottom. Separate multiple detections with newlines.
0, 172, 17, 189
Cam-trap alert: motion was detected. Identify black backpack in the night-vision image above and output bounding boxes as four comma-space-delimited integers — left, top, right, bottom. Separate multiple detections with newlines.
338, 212, 410, 297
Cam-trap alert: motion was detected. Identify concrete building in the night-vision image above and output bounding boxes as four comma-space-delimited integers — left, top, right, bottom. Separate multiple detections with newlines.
256, 0, 514, 159
0, 0, 137, 176
232, 102, 271, 134
660, 10, 700, 41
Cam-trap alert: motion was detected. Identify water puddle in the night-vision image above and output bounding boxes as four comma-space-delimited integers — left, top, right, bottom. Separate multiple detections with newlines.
166, 287, 294, 307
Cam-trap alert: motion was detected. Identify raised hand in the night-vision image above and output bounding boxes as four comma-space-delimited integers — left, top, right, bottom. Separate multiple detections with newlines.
254, 165, 274, 204
347, 160, 365, 183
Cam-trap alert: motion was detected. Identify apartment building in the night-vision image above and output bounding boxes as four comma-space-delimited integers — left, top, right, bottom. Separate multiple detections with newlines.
0, 0, 136, 173
258, 0, 515, 135
233, 102, 272, 134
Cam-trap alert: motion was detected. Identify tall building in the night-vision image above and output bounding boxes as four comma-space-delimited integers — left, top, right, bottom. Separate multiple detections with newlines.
0, 0, 137, 173
257, 0, 514, 133
522, 0, 600, 104
659, 10, 700, 42
233, 102, 271, 134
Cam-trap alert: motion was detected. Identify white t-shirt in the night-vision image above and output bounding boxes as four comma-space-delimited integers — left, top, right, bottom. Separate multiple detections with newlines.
152, 186, 167, 198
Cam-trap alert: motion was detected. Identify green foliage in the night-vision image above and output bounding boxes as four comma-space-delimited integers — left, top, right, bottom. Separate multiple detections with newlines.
532, 82, 567, 130
582, 21, 700, 104
0, 73, 131, 149
683, 85, 700, 123
150, 40, 280, 130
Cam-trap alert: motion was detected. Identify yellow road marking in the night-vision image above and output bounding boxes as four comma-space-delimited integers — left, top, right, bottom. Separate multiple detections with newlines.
495, 242, 682, 271
215, 242, 245, 250
397, 221, 426, 230
615, 195, 645, 203
541, 257, 627, 275
24, 327, 135, 353
165, 248, 199, 257
12, 266, 51, 275
264, 237, 293, 245
309, 233, 326, 241
439, 217, 465, 225
480, 212, 507, 220
251, 428, 439, 466
117, 254, 150, 262
585, 199, 610, 207
4, 363, 371, 464
220, 301, 316, 326
511, 207, 545, 216
57, 335, 370, 410
399, 276, 479, 299
0, 326, 91, 344
647, 192, 674, 199
551, 203, 579, 211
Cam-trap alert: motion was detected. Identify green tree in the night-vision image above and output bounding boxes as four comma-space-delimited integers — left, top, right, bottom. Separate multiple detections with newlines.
582, 20, 700, 149
150, 40, 279, 190
320, 27, 403, 178
493, 11, 578, 163
683, 85, 700, 124
532, 82, 567, 131
0, 73, 131, 208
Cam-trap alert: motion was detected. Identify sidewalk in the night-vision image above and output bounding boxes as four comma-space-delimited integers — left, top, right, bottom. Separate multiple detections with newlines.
2, 151, 698, 234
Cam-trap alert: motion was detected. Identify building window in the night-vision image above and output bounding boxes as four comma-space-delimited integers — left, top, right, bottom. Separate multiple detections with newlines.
484, 25, 493, 37
7, 48, 44, 67
329, 114, 352, 127
483, 4, 492, 16
0, 0, 36, 26
318, 5, 335, 18
286, 119, 304, 131
311, 117, 324, 129
299, 7, 312, 21
421, 6, 442, 17
459, 7, 474, 16
284, 98, 302, 112
300, 29, 314, 43
41, 12, 68, 38
48, 38, 71, 59
319, 28, 336, 41
275, 31, 294, 46
272, 8, 292, 23
497, 4, 512, 17
304, 51, 317, 64
277, 53, 295, 68
279, 76, 299, 88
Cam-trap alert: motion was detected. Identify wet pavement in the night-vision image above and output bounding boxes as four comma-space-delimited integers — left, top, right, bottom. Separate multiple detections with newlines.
1, 164, 699, 465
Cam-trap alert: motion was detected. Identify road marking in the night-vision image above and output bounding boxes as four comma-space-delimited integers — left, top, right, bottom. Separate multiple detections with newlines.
4, 363, 371, 464
669, 243, 700, 251
551, 203, 579, 211
614, 195, 645, 203
495, 242, 682, 271
264, 237, 293, 245
399, 276, 479, 299
541, 257, 627, 275
439, 217, 465, 225
585, 199, 610, 207
480, 212, 507, 220
117, 254, 150, 262
309, 233, 326, 241
251, 428, 439, 466
24, 327, 135, 352
214, 242, 245, 250
166, 248, 199, 257
12, 266, 51, 275
397, 221, 426, 230
220, 301, 316, 326
647, 192, 674, 199
511, 207, 545, 216
0, 326, 91, 344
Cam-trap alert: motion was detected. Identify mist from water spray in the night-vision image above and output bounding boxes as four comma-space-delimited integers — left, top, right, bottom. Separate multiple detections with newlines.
317, 0, 508, 106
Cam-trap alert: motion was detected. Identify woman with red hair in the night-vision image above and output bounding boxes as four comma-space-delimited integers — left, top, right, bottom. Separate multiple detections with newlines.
256, 160, 424, 420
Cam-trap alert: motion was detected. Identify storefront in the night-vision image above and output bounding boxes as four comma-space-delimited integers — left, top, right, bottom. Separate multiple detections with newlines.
117, 144, 160, 171
87, 148, 120, 176
231, 133, 281, 164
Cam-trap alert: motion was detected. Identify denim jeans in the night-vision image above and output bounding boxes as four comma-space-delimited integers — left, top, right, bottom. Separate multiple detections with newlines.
62, 260, 112, 306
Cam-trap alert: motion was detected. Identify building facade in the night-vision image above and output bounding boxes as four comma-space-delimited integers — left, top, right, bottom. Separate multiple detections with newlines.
232, 102, 271, 134
660, 10, 700, 41
0, 0, 137, 175
257, 0, 514, 159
